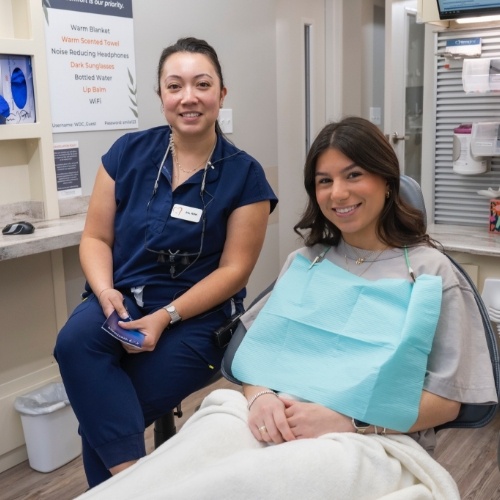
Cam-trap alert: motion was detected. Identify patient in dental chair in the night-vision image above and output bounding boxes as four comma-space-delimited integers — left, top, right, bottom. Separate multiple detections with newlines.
78, 117, 497, 500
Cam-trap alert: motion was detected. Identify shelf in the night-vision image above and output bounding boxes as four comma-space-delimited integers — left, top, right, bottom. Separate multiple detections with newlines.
0, 122, 43, 140
0, 38, 36, 56
0, 0, 59, 220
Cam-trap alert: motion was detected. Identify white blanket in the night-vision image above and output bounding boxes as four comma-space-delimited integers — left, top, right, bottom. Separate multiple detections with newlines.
78, 389, 460, 500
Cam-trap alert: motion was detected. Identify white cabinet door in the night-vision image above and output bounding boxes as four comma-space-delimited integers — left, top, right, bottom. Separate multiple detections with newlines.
384, 0, 424, 183
276, 0, 326, 261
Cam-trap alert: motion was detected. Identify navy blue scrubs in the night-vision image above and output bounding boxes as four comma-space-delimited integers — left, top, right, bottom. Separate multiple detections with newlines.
54, 126, 277, 487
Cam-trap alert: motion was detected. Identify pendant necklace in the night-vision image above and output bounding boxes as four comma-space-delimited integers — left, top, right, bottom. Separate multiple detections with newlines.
342, 238, 384, 265
342, 238, 387, 278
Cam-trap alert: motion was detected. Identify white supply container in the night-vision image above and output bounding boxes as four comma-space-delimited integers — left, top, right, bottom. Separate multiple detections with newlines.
471, 122, 500, 157
14, 382, 81, 472
453, 123, 487, 175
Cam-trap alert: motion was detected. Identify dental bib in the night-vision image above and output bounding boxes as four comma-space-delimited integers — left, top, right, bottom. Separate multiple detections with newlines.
232, 253, 442, 431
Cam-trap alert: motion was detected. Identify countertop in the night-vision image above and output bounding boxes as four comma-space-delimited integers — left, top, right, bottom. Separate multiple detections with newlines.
1, 216, 500, 261
0, 214, 85, 261
428, 224, 500, 257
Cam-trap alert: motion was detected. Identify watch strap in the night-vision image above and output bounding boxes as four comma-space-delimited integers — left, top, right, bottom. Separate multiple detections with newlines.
352, 418, 370, 434
163, 303, 182, 325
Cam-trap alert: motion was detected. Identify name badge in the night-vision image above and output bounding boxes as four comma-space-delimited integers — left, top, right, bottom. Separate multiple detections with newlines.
170, 204, 202, 223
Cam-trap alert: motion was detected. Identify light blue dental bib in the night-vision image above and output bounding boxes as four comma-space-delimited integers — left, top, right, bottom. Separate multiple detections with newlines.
232, 253, 442, 431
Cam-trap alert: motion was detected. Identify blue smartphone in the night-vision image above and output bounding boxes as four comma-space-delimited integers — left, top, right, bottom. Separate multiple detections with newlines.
102, 310, 145, 349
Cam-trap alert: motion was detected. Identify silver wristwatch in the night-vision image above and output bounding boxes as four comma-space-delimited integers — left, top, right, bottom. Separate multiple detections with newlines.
163, 304, 182, 325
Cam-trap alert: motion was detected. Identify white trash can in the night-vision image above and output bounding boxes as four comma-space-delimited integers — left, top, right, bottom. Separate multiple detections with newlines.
14, 382, 81, 472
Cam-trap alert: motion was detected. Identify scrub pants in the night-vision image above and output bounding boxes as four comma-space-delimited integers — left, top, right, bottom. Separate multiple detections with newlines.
54, 289, 237, 488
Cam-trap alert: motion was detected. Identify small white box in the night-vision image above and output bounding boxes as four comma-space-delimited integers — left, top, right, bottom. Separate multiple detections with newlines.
463, 58, 500, 94
471, 122, 500, 157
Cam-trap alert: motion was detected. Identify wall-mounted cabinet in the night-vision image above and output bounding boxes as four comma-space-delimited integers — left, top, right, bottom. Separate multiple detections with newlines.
0, 0, 59, 222
418, 0, 448, 25
418, 0, 500, 27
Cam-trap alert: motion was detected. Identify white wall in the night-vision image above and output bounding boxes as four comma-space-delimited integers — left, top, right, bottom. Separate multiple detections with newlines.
53, 0, 279, 196
342, 0, 385, 121
57, 0, 282, 304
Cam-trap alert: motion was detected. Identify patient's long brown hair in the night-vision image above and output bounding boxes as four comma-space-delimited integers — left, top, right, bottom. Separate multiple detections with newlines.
294, 116, 435, 249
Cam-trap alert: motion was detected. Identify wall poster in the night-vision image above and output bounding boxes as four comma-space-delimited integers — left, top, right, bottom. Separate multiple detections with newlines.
54, 141, 82, 198
43, 0, 138, 133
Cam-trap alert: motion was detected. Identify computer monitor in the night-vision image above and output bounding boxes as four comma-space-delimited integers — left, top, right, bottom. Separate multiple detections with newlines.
436, 0, 500, 20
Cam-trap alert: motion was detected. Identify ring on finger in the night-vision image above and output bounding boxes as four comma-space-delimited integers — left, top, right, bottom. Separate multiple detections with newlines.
258, 425, 267, 433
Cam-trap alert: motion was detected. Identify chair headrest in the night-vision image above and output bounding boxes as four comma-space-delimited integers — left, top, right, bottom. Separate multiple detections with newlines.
399, 175, 427, 228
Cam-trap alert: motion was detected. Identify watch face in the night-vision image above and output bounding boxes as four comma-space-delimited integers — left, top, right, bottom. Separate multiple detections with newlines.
165, 305, 181, 323
353, 419, 369, 429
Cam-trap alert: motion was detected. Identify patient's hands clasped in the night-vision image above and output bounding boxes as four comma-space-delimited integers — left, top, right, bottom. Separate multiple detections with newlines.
247, 388, 354, 443
247, 390, 292, 443
282, 400, 354, 438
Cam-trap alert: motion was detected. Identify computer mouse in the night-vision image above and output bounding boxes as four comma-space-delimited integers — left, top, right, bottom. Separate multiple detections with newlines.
2, 221, 35, 235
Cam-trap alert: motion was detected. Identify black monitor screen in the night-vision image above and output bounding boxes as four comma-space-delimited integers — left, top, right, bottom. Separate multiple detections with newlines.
437, 0, 500, 19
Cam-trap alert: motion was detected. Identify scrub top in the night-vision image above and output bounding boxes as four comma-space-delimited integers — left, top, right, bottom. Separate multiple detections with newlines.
100, 125, 277, 303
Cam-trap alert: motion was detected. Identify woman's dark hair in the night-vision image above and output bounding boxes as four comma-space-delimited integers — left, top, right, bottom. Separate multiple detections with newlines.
294, 116, 434, 249
156, 37, 225, 135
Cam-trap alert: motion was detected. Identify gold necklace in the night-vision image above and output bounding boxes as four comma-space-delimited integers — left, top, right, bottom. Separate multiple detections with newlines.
341, 239, 387, 277
174, 154, 208, 174
342, 239, 384, 265
169, 134, 216, 174
344, 248, 386, 277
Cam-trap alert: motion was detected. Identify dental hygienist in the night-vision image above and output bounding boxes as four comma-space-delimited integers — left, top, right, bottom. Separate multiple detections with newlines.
54, 37, 277, 489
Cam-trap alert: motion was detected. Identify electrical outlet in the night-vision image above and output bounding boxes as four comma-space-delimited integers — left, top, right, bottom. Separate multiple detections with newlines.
369, 107, 381, 125
218, 108, 233, 134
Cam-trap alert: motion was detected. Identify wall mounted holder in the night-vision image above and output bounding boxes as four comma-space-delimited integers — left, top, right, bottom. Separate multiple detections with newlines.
463, 58, 500, 93
471, 122, 500, 157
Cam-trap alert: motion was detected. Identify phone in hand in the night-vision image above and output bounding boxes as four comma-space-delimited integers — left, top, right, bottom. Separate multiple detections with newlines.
102, 310, 145, 349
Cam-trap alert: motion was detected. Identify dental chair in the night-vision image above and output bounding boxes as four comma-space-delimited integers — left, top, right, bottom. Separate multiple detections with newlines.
154, 175, 500, 449
153, 370, 222, 448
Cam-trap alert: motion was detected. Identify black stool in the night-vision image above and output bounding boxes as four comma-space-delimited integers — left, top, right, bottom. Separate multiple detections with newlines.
153, 371, 222, 448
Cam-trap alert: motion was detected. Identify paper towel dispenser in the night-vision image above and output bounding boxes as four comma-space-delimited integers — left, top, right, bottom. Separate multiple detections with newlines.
453, 124, 487, 175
